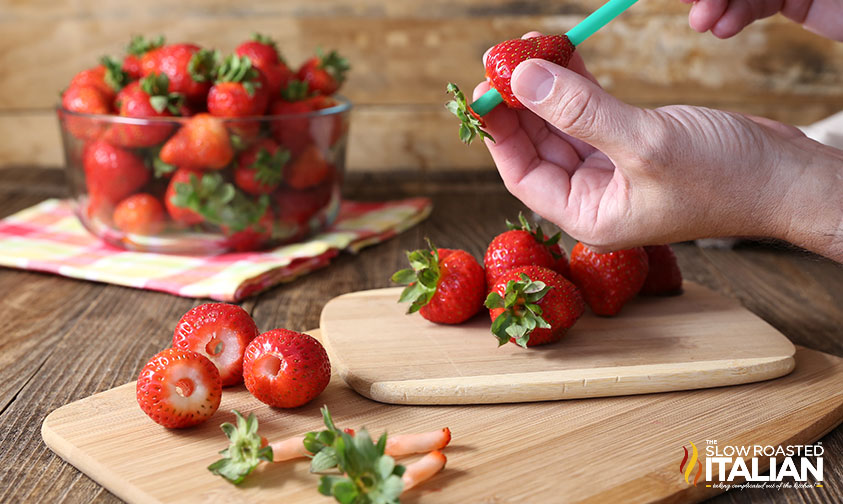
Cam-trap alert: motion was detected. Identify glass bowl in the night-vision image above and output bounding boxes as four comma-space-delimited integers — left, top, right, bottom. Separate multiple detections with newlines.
57, 97, 351, 254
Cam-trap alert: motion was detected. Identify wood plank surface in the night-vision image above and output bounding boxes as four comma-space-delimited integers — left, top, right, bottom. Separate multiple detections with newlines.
41, 339, 843, 504
0, 168, 842, 503
320, 284, 795, 404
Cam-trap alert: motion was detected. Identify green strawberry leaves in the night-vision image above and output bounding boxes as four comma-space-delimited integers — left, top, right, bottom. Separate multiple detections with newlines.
127, 34, 165, 56
316, 48, 351, 85
485, 273, 552, 348
445, 83, 495, 145
391, 239, 441, 314
140, 73, 185, 114
101, 55, 130, 92
188, 48, 220, 83
507, 212, 563, 259
172, 172, 269, 232
208, 410, 273, 484
251, 147, 291, 187
280, 80, 311, 102
215, 55, 262, 96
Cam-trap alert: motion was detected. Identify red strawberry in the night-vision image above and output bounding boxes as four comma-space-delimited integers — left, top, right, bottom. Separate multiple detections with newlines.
242, 329, 331, 408
141, 43, 214, 103
172, 303, 260, 386
69, 58, 127, 102
207, 55, 267, 117
486, 265, 584, 347
83, 140, 149, 205
269, 81, 316, 152
234, 139, 291, 195
103, 74, 181, 147
640, 245, 683, 296
235, 33, 293, 97
569, 243, 649, 316
136, 348, 222, 428
160, 113, 234, 170
123, 35, 165, 79
484, 213, 570, 287
165, 168, 205, 225
274, 183, 334, 236
224, 207, 275, 252
113, 193, 165, 235
284, 144, 332, 190
60, 85, 111, 140
392, 241, 486, 324
296, 49, 350, 96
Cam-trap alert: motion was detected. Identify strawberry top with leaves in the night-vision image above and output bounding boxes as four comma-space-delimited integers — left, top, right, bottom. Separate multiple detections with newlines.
392, 240, 486, 325
116, 73, 184, 117
236, 34, 293, 98
484, 213, 570, 287
207, 55, 267, 117
70, 58, 129, 102
208, 410, 273, 484
569, 243, 649, 316
141, 43, 215, 103
123, 35, 165, 79
485, 265, 584, 348
234, 139, 290, 195
168, 169, 270, 231
297, 49, 350, 96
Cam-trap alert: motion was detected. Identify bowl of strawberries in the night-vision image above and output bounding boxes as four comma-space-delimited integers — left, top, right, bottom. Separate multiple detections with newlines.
58, 34, 351, 254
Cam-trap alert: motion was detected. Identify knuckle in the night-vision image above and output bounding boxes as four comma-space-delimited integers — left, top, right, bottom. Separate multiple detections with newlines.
549, 86, 597, 136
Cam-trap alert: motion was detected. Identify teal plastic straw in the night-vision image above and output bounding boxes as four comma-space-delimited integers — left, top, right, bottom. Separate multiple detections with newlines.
469, 0, 638, 116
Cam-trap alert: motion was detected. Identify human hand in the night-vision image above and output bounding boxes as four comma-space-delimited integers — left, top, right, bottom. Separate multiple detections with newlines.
475, 41, 843, 260
682, 0, 843, 40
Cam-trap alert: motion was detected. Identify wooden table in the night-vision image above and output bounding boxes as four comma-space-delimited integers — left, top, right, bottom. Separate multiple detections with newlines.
0, 167, 841, 504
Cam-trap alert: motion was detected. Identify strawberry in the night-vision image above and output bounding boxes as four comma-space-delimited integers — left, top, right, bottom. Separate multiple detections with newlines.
233, 139, 291, 195
103, 74, 183, 148
569, 243, 649, 316
141, 43, 215, 103
284, 144, 332, 190
113, 193, 165, 235
269, 81, 315, 152
207, 55, 267, 117
224, 206, 275, 252
172, 303, 260, 386
296, 49, 350, 96
485, 265, 584, 347
160, 113, 234, 170
392, 240, 486, 324
69, 57, 128, 102
166, 169, 270, 231
83, 140, 149, 205
242, 329, 331, 408
235, 33, 293, 98
274, 183, 334, 237
640, 245, 683, 296
60, 85, 111, 140
123, 35, 165, 79
484, 213, 570, 287
136, 347, 222, 428
165, 168, 205, 225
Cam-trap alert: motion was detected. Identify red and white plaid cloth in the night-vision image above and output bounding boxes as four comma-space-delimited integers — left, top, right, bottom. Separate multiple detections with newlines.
0, 197, 431, 301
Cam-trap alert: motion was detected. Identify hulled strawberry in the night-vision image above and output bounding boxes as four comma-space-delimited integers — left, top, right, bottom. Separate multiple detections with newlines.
284, 144, 332, 190
172, 303, 260, 386
83, 140, 149, 205
136, 348, 222, 428
141, 43, 215, 103
242, 329, 331, 408
296, 49, 350, 96
485, 265, 584, 347
640, 245, 683, 296
103, 74, 182, 147
233, 139, 290, 195
113, 193, 165, 235
484, 213, 570, 287
160, 113, 234, 170
392, 240, 486, 324
235, 33, 293, 98
123, 35, 165, 79
569, 243, 649, 316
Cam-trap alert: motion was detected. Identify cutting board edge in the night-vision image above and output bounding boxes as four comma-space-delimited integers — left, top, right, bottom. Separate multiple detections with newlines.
343, 354, 796, 405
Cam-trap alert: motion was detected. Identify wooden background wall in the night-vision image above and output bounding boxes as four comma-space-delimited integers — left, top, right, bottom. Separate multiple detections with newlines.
1, 0, 842, 172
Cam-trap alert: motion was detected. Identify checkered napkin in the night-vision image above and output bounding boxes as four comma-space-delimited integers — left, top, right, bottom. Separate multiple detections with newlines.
0, 197, 431, 301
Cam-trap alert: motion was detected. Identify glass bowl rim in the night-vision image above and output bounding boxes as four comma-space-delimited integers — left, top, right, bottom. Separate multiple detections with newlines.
57, 94, 352, 124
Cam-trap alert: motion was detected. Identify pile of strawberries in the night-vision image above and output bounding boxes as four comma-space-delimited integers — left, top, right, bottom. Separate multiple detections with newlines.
136, 303, 331, 429
393, 214, 683, 347
60, 34, 350, 250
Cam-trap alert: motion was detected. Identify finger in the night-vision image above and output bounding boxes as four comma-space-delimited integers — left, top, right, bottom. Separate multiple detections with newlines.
688, 0, 729, 32
510, 59, 646, 158
745, 114, 806, 139
566, 52, 599, 86
711, 0, 778, 38
516, 109, 584, 173
521, 31, 542, 39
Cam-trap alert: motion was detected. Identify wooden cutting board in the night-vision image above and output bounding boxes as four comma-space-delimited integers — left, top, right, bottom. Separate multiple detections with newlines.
319, 282, 796, 404
42, 340, 843, 504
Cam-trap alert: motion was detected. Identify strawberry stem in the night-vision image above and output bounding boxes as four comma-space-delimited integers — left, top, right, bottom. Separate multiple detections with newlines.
391, 238, 441, 314
445, 83, 495, 145
485, 273, 552, 348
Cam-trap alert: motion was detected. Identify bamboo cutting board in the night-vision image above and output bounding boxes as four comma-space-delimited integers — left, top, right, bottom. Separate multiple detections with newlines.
42, 342, 843, 504
319, 282, 796, 404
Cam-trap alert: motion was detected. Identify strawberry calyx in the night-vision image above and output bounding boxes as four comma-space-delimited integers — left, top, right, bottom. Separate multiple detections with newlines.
485, 273, 552, 348
251, 32, 284, 63
171, 172, 269, 232
280, 80, 311, 102
140, 73, 185, 114
188, 48, 220, 83
208, 410, 273, 484
251, 147, 291, 186
391, 239, 441, 314
445, 82, 494, 145
101, 55, 130, 92
315, 48, 350, 85
215, 55, 261, 96
127, 34, 165, 56
507, 212, 563, 259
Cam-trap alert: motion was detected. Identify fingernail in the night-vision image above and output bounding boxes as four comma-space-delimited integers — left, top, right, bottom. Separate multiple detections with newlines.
512, 61, 554, 103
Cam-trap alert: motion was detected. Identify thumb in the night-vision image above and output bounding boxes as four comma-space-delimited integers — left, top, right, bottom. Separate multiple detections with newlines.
511, 59, 645, 157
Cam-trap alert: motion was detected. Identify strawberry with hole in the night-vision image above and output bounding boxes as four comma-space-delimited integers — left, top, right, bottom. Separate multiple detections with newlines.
113, 193, 165, 235
123, 35, 165, 79
242, 329, 331, 408
172, 303, 260, 386
640, 245, 683, 296
160, 113, 234, 170
484, 212, 570, 287
392, 240, 486, 324
141, 43, 215, 103
569, 243, 649, 316
284, 144, 332, 190
136, 347, 222, 428
234, 139, 291, 195
297, 49, 350, 96
103, 73, 183, 148
235, 33, 293, 98
485, 265, 584, 347
83, 140, 149, 206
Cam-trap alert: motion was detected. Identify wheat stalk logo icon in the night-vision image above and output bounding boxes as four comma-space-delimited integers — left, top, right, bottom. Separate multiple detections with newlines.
679, 441, 702, 486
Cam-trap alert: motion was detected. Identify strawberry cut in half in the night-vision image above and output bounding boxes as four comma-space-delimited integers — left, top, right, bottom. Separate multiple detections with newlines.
136, 347, 222, 428
172, 303, 260, 386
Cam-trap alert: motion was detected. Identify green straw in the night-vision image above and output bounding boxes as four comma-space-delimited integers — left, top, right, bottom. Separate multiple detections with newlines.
469, 0, 638, 116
